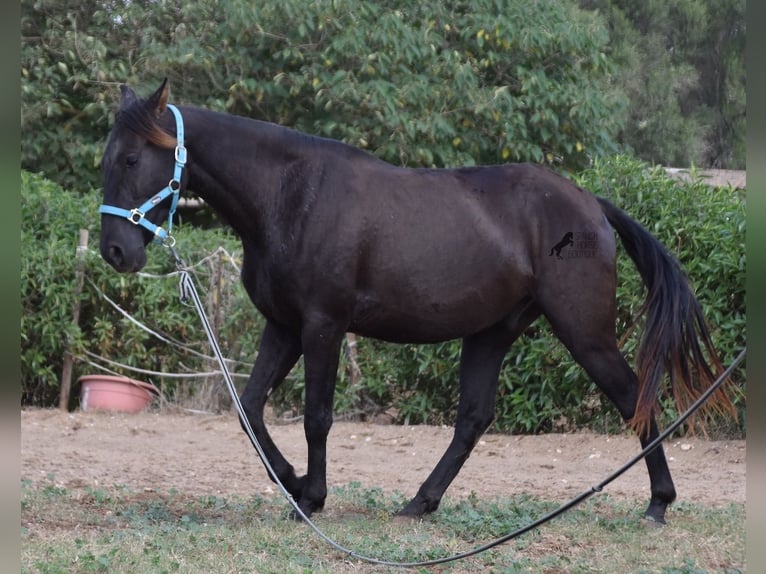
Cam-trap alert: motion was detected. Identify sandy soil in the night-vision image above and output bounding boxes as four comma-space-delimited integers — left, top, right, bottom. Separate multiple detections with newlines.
20, 408, 745, 511
664, 168, 745, 189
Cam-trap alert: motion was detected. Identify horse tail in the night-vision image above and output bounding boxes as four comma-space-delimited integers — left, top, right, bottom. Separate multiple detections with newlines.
597, 196, 735, 437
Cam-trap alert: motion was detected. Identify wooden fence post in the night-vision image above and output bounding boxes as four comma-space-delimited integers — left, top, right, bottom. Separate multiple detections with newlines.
59, 229, 89, 411
345, 333, 361, 387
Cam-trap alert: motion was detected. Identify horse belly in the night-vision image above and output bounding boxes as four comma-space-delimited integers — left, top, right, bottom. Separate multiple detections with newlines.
349, 271, 527, 344
347, 210, 533, 343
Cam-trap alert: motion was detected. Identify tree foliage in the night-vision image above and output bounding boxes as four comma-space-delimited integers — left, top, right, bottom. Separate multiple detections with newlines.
580, 0, 745, 168
21, 0, 745, 196
22, 0, 625, 191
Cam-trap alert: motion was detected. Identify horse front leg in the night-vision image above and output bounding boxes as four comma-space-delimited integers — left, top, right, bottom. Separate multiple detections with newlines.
294, 315, 345, 518
239, 320, 304, 498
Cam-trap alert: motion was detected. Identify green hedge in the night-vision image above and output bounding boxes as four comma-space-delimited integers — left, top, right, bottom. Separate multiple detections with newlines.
21, 157, 745, 435
21, 170, 265, 410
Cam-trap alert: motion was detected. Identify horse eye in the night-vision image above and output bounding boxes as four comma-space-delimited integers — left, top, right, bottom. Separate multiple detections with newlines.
125, 153, 139, 168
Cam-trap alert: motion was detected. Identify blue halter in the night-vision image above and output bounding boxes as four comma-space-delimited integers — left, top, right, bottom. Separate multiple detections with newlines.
99, 104, 187, 246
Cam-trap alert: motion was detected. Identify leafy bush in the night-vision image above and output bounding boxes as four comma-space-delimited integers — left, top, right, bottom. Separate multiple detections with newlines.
575, 156, 746, 434
22, 0, 623, 192
22, 158, 745, 437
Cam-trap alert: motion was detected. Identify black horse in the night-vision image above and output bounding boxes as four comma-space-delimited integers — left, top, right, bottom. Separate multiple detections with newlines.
99, 79, 731, 524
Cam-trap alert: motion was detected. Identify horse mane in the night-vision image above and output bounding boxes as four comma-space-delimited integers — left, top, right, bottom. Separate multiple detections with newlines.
116, 101, 177, 149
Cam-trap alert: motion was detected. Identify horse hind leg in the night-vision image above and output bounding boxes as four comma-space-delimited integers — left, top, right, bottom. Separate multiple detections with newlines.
542, 301, 677, 523
578, 345, 676, 523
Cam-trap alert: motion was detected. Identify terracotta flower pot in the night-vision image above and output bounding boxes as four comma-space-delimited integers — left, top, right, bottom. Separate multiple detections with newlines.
78, 375, 159, 413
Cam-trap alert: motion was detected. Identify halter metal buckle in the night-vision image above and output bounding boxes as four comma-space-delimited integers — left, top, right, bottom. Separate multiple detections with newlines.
128, 208, 145, 224
175, 145, 187, 165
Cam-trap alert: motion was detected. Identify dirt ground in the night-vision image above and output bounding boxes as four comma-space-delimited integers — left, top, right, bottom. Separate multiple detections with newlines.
20, 408, 745, 511
664, 168, 746, 189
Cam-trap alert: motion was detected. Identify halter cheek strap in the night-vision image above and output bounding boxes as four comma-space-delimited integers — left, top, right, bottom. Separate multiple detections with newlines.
99, 104, 187, 246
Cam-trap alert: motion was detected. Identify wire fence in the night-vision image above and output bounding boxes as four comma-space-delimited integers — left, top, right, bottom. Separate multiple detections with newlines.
74, 245, 360, 416
72, 246, 258, 413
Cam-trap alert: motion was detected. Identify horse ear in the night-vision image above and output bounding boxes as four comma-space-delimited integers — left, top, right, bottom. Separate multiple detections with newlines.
149, 78, 171, 118
118, 84, 137, 111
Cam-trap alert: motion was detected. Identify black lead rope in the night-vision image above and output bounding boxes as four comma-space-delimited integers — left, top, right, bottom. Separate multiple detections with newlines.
171, 246, 745, 568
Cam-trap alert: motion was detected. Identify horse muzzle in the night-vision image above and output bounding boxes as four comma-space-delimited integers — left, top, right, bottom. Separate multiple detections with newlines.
100, 236, 148, 273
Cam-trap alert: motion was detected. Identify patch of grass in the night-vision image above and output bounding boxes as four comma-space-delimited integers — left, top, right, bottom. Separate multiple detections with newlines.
21, 479, 745, 573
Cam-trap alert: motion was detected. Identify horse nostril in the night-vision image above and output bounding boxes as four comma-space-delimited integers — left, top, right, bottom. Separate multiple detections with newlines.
108, 244, 124, 267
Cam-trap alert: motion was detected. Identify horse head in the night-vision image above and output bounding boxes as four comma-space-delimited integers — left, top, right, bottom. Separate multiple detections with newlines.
99, 79, 184, 272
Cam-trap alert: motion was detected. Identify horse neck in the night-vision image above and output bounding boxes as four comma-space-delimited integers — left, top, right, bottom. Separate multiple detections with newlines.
181, 107, 313, 247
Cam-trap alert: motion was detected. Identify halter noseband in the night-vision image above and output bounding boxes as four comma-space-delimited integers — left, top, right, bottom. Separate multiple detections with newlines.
99, 104, 187, 246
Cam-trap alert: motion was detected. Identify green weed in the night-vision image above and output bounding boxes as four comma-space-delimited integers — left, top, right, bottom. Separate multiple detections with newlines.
21, 479, 745, 573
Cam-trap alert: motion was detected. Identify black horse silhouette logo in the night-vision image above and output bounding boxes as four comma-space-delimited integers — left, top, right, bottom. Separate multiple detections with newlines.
549, 231, 574, 259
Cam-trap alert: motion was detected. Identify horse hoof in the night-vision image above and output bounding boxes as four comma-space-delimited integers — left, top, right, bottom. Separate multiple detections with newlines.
641, 514, 666, 528
643, 500, 669, 526
287, 500, 323, 522
396, 497, 436, 519
287, 507, 309, 522
392, 512, 420, 524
